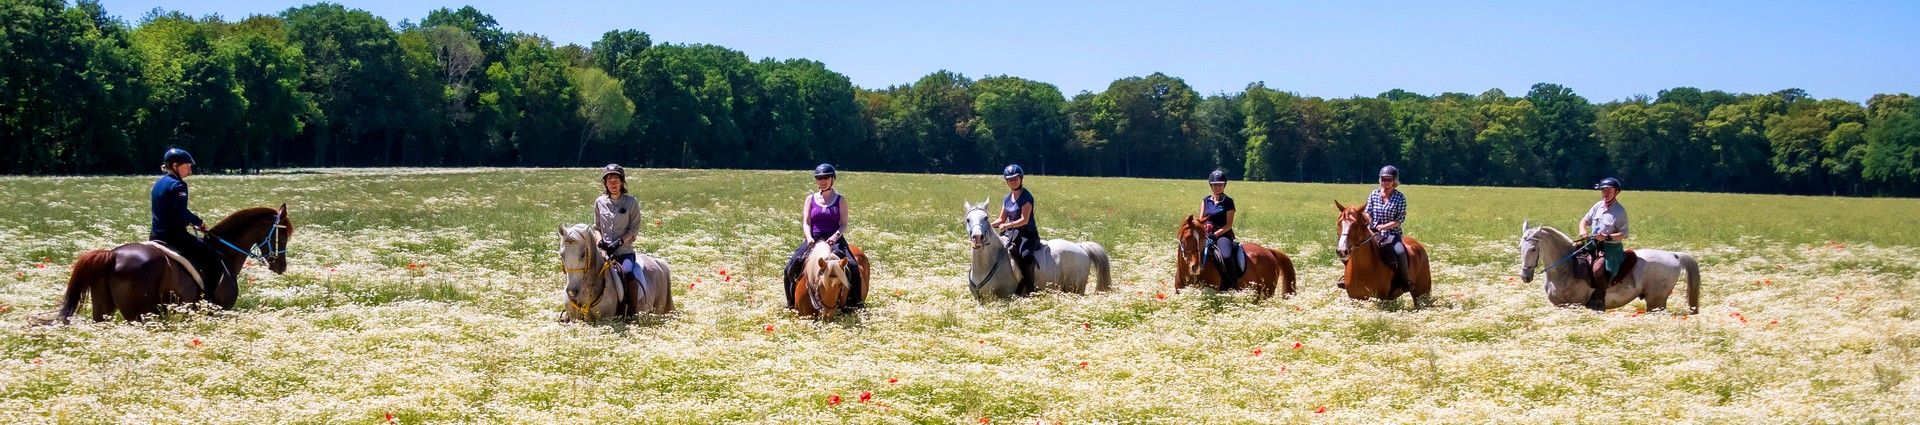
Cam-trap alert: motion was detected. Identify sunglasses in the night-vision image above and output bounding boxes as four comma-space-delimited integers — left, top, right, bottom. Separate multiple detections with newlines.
1379, 177, 1397, 183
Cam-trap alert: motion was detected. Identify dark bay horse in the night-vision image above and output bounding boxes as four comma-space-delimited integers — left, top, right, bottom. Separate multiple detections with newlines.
1175, 216, 1297, 300
1334, 201, 1431, 304
42, 205, 292, 324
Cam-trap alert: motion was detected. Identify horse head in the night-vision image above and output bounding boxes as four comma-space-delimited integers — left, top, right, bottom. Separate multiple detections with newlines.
963, 200, 995, 251
1175, 215, 1208, 278
806, 243, 849, 318
556, 224, 608, 319
1333, 200, 1373, 261
209, 205, 295, 274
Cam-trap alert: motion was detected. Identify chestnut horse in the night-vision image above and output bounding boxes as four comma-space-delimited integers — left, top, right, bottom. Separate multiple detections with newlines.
1334, 201, 1432, 303
793, 241, 870, 319
39, 205, 292, 324
1175, 216, 1297, 300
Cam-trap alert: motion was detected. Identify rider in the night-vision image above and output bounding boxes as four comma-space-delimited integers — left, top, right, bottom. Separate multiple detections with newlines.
149, 148, 224, 291
1364, 165, 1409, 293
1200, 169, 1242, 290
783, 164, 864, 311
1578, 177, 1629, 310
991, 164, 1041, 297
595, 164, 645, 317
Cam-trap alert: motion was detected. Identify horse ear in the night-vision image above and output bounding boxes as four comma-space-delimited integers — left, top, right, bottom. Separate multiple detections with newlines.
816, 258, 828, 270
557, 225, 568, 239
1522, 219, 1529, 233
1333, 200, 1345, 212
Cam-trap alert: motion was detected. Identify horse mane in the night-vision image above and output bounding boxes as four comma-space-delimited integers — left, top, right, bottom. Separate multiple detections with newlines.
208, 207, 283, 238
1531, 225, 1573, 244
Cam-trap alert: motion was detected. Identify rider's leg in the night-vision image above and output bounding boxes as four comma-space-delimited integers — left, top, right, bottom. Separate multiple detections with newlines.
613, 254, 641, 316
1212, 236, 1238, 290
1012, 236, 1038, 297
834, 240, 864, 310
1585, 243, 1610, 310
782, 242, 810, 309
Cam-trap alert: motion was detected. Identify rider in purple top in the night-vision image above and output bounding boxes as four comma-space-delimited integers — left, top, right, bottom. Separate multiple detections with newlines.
783, 164, 864, 310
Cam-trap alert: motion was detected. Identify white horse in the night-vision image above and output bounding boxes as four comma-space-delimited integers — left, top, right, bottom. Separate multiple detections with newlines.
557, 224, 673, 321
962, 201, 1111, 301
1518, 222, 1699, 313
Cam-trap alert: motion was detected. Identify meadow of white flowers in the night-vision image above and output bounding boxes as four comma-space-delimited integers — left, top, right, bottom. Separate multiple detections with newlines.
1, 168, 1915, 423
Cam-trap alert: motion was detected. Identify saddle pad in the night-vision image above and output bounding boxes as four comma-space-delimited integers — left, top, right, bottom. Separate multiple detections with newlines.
1613, 250, 1640, 285
141, 241, 204, 289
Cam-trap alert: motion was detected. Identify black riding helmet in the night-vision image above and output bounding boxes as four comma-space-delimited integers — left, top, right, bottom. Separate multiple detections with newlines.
813, 163, 837, 178
163, 148, 195, 165
1208, 169, 1228, 184
1379, 165, 1400, 179
1002, 164, 1024, 180
601, 164, 627, 194
1594, 177, 1622, 190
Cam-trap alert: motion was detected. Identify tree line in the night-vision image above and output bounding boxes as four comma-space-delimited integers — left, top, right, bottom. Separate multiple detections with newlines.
4, 1, 1918, 196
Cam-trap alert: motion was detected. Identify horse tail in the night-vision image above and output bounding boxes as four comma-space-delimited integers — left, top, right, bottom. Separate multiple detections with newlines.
1276, 251, 1297, 297
52, 250, 114, 325
1680, 253, 1701, 314
1082, 242, 1111, 292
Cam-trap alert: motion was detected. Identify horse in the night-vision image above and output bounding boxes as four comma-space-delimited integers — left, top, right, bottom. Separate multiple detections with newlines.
961, 201, 1111, 301
39, 205, 292, 324
556, 224, 673, 321
792, 241, 871, 320
1174, 215, 1297, 300
1333, 201, 1432, 303
1518, 222, 1700, 313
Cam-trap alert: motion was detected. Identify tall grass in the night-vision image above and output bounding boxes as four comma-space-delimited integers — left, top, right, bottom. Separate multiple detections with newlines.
0, 168, 1915, 423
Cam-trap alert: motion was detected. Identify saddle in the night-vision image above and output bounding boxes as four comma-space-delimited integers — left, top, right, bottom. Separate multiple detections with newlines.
1575, 248, 1639, 285
142, 241, 205, 289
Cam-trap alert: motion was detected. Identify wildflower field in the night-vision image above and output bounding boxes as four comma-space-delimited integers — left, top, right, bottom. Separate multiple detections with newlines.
2, 168, 1917, 423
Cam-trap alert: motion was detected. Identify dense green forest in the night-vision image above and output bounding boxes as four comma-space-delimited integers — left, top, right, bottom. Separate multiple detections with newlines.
4, 0, 1917, 195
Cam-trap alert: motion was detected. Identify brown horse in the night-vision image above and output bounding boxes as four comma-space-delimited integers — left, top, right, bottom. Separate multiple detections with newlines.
41, 205, 292, 324
793, 242, 871, 320
1175, 216, 1297, 300
1333, 201, 1431, 303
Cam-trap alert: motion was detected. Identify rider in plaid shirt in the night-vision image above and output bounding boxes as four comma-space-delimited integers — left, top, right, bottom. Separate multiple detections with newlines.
1365, 165, 1409, 291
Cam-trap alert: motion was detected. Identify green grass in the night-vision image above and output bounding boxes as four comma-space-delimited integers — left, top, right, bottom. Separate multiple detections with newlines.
1, 168, 1917, 423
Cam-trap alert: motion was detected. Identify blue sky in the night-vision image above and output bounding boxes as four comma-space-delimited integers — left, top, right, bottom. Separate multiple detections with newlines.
97, 0, 1919, 102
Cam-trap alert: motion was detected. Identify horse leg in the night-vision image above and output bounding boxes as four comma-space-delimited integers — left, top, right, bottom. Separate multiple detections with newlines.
90, 276, 116, 322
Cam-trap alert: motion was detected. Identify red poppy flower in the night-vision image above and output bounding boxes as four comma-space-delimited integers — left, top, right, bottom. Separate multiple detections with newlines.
1314, 406, 1327, 414
386, 412, 395, 424
887, 377, 898, 385
724, 275, 732, 282
1077, 361, 1088, 368
1155, 292, 1166, 300
1082, 322, 1091, 330
1293, 342, 1303, 350
827, 393, 841, 406
31, 358, 43, 365
190, 337, 202, 347
859, 391, 872, 403
763, 324, 775, 333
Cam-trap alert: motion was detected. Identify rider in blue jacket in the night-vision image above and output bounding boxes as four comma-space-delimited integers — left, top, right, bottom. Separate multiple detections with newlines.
150, 148, 223, 291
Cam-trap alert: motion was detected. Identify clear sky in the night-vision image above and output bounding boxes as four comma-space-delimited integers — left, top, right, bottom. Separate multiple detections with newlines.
96, 0, 1920, 102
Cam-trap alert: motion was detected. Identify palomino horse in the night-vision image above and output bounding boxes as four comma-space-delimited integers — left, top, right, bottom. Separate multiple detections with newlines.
1174, 215, 1297, 299
1333, 201, 1432, 303
1519, 223, 1700, 313
962, 201, 1111, 301
557, 224, 672, 321
41, 205, 292, 324
792, 241, 871, 320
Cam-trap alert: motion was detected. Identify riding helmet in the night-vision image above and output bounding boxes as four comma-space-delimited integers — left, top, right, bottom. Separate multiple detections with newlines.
1594, 177, 1622, 190
813, 163, 837, 178
1208, 169, 1228, 184
1002, 164, 1024, 180
1379, 165, 1400, 178
163, 148, 196, 165
601, 163, 626, 180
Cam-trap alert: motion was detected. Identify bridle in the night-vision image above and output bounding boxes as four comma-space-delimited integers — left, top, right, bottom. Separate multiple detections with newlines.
560, 238, 614, 320
964, 206, 1007, 292
210, 212, 288, 265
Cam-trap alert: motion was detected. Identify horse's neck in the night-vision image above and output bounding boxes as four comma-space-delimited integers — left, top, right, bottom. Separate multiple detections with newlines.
1533, 228, 1579, 283
972, 236, 1009, 271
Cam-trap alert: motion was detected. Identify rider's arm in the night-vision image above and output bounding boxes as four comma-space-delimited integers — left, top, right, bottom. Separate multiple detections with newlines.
800, 196, 815, 242
1216, 210, 1235, 237
622, 199, 640, 246
174, 184, 204, 229
832, 197, 848, 242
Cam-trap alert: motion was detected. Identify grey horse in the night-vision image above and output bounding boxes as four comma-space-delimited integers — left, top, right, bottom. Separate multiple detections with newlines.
1519, 222, 1699, 313
962, 201, 1111, 301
